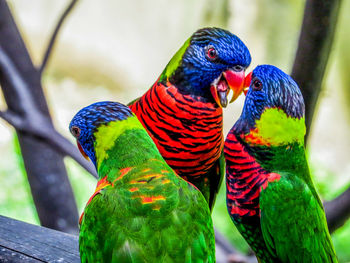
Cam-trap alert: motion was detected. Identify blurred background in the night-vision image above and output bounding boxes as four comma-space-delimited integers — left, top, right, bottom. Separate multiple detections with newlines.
0, 0, 349, 261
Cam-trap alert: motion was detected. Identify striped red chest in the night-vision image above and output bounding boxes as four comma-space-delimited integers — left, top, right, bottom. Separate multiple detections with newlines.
224, 131, 280, 220
129, 81, 223, 179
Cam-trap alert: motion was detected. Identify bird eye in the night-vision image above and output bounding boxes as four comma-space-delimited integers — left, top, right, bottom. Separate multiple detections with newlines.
232, 65, 244, 72
71, 126, 81, 138
206, 46, 218, 61
252, 79, 263, 91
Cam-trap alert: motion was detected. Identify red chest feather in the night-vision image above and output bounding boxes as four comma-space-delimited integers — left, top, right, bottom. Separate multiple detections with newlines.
224, 131, 280, 219
129, 82, 223, 178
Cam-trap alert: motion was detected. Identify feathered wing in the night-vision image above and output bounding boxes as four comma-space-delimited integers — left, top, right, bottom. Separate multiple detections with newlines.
260, 173, 338, 263
79, 174, 215, 263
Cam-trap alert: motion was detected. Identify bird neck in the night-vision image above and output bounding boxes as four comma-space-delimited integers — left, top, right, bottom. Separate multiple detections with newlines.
236, 108, 308, 174
242, 108, 306, 146
248, 141, 309, 175
93, 116, 163, 180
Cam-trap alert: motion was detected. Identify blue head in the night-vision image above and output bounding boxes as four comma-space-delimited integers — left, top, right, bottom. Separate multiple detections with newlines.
69, 101, 133, 167
234, 65, 305, 134
165, 27, 251, 107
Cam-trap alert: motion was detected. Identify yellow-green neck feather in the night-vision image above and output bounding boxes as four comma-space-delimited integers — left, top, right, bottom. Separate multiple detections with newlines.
245, 108, 306, 146
160, 37, 190, 81
94, 116, 144, 170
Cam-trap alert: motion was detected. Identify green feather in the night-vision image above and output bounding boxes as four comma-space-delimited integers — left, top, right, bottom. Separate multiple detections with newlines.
260, 173, 337, 263
79, 116, 215, 263
252, 108, 306, 145
244, 109, 337, 262
159, 37, 191, 82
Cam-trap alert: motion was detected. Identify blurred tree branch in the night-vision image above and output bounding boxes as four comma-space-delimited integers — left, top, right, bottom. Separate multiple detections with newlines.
291, 0, 341, 142
291, 0, 350, 234
0, 0, 82, 234
39, 0, 79, 75
324, 187, 350, 233
0, 47, 97, 177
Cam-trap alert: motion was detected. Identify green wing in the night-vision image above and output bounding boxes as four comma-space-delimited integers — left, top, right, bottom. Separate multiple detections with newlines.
79, 176, 215, 263
260, 173, 337, 263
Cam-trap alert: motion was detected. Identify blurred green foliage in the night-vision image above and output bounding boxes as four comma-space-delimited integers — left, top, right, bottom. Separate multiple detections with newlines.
253, 0, 304, 68
0, 136, 39, 225
337, 0, 350, 121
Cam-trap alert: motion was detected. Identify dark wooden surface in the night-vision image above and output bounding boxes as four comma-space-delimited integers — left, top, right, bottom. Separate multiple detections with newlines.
0, 215, 258, 263
0, 215, 80, 263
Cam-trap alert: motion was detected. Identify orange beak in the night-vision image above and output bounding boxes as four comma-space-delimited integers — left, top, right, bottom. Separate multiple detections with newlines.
77, 141, 89, 160
243, 71, 252, 96
210, 68, 245, 108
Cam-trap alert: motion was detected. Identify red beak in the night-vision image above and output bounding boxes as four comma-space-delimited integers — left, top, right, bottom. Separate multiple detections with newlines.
224, 69, 246, 103
210, 68, 245, 108
77, 141, 89, 160
243, 71, 252, 96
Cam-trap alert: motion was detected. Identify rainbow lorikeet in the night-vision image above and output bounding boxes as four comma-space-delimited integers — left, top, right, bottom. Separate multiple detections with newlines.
129, 27, 251, 209
70, 102, 215, 263
224, 65, 337, 262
